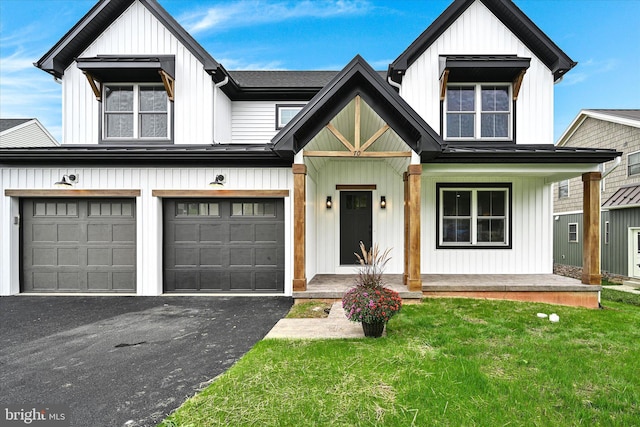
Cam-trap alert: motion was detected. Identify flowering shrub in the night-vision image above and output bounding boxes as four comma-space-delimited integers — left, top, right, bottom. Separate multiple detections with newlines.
342, 285, 402, 323
342, 242, 402, 323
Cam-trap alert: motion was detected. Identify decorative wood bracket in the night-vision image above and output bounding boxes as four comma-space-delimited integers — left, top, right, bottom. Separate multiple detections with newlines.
307, 95, 402, 158
512, 69, 527, 100
83, 71, 102, 101
159, 70, 175, 101
440, 69, 450, 100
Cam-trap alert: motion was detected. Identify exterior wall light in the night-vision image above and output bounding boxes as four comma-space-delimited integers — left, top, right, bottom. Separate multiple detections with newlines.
54, 174, 79, 187
209, 174, 225, 187
326, 196, 332, 209
380, 196, 386, 209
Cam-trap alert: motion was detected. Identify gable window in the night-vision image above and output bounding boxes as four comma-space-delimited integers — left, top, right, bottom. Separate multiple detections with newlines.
104, 84, 169, 140
568, 223, 578, 243
628, 151, 640, 176
276, 105, 304, 129
446, 84, 510, 140
558, 180, 569, 198
437, 183, 511, 248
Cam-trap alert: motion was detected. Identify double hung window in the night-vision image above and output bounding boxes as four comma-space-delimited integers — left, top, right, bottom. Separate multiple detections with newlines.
558, 180, 569, 199
104, 84, 169, 140
437, 184, 511, 248
446, 84, 511, 140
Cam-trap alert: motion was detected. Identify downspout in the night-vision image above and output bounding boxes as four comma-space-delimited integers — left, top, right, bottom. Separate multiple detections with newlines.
212, 76, 229, 144
601, 156, 622, 179
387, 76, 402, 91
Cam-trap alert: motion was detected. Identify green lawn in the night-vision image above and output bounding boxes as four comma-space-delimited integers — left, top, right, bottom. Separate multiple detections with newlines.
159, 296, 640, 426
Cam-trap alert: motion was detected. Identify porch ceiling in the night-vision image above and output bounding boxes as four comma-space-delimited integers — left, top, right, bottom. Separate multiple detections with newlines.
303, 97, 411, 175
422, 163, 602, 183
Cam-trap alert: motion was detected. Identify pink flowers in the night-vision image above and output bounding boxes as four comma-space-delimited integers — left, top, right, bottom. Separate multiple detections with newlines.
342, 285, 402, 324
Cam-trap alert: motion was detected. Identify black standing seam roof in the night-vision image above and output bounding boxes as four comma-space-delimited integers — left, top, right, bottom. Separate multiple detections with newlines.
389, 0, 576, 83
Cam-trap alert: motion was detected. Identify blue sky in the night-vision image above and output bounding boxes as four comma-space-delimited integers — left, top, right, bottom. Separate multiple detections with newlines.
1, 0, 638, 143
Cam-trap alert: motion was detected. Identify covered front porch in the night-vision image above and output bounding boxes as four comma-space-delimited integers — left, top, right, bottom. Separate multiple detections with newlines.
293, 274, 600, 308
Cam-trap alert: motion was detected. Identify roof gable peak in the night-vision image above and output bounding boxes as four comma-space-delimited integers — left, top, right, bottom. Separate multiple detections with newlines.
389, 0, 576, 83
36, 0, 221, 79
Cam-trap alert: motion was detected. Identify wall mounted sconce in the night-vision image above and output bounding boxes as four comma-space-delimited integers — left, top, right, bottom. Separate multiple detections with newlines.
326, 196, 332, 209
54, 174, 79, 187
380, 196, 387, 209
209, 174, 225, 187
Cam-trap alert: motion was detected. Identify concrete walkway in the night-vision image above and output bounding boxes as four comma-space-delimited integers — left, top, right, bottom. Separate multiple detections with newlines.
604, 283, 640, 295
265, 302, 369, 339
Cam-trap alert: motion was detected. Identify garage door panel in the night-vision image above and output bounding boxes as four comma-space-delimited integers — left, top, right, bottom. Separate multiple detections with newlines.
164, 199, 284, 293
58, 248, 80, 266
88, 248, 112, 266
174, 223, 198, 243
113, 272, 136, 290
200, 248, 224, 267
200, 223, 225, 243
58, 224, 80, 242
22, 198, 136, 293
113, 248, 136, 267
175, 248, 199, 267
113, 224, 136, 242
256, 248, 278, 267
229, 224, 254, 242
255, 224, 279, 242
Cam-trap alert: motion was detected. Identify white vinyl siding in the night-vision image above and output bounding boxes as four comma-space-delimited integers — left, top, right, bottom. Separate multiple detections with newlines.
0, 166, 293, 296
423, 175, 553, 274
0, 121, 58, 147
399, 0, 554, 145
62, 1, 213, 145
232, 101, 305, 144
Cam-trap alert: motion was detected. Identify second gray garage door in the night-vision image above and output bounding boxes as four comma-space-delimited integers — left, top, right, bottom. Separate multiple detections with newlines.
163, 199, 284, 293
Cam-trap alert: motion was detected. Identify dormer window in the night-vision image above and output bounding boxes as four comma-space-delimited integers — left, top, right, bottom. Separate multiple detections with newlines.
439, 55, 530, 143
104, 84, 170, 140
446, 84, 511, 139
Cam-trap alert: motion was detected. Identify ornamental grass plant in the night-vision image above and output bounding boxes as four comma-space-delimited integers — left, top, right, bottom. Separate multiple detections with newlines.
342, 242, 402, 323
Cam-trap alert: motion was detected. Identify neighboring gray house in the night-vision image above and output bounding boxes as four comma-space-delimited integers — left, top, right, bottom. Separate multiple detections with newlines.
0, 118, 59, 147
554, 109, 640, 282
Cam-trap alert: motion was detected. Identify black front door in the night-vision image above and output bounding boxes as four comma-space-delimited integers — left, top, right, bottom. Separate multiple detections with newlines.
340, 191, 372, 265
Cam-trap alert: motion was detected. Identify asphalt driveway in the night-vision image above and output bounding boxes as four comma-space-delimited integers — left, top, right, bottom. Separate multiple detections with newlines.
0, 296, 292, 427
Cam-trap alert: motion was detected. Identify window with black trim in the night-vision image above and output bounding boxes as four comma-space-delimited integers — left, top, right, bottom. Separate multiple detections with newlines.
437, 183, 511, 248
104, 84, 170, 140
568, 223, 578, 243
276, 105, 303, 129
445, 84, 511, 140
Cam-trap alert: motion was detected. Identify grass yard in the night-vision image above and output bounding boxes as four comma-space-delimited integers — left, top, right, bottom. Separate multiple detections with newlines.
159, 296, 640, 426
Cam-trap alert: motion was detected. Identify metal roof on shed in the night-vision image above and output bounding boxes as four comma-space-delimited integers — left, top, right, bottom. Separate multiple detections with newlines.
603, 184, 640, 209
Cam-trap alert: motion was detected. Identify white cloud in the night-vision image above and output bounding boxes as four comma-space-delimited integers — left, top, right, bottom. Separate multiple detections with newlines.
560, 58, 618, 86
217, 58, 287, 70
180, 0, 372, 34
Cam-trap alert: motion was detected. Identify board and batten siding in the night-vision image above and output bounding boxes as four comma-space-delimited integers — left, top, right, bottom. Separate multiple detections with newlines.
231, 101, 305, 144
62, 1, 214, 145
0, 166, 293, 296
423, 175, 553, 274
310, 159, 405, 274
553, 212, 583, 268
400, 0, 554, 145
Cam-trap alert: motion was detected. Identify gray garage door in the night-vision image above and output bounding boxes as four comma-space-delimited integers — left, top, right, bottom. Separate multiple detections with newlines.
22, 199, 136, 293
163, 199, 284, 293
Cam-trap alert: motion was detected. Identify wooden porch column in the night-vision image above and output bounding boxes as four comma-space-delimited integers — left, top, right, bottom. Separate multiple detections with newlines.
407, 164, 422, 291
403, 172, 409, 286
293, 164, 307, 291
582, 172, 602, 285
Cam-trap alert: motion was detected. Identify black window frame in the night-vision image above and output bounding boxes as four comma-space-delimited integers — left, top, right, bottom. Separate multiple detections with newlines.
436, 183, 512, 249
275, 104, 304, 130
